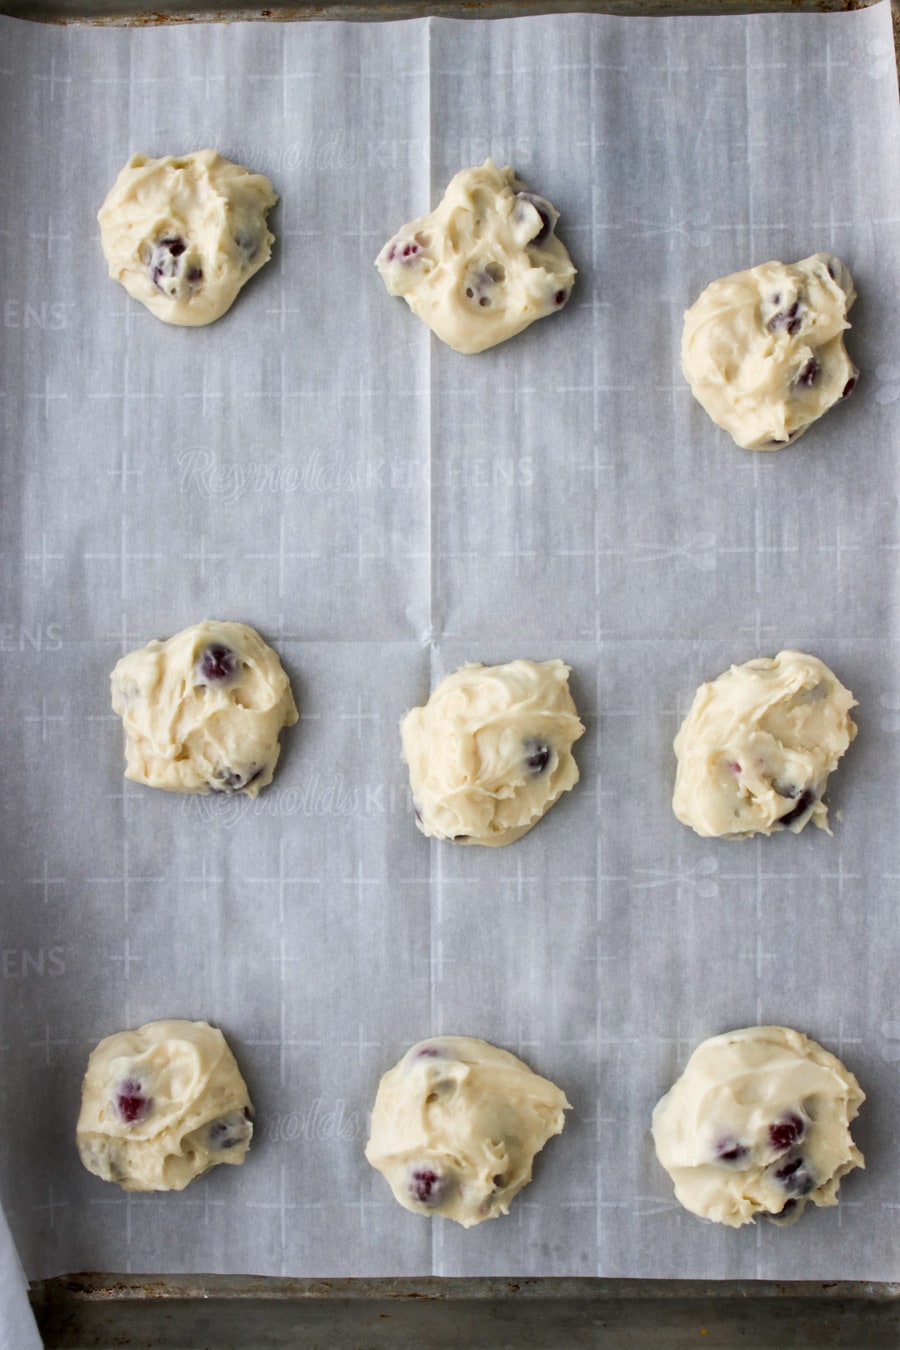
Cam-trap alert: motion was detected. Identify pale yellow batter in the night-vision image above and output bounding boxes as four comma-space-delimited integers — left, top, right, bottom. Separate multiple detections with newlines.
681, 253, 857, 449
376, 159, 576, 354
365, 1036, 570, 1227
110, 621, 298, 796
673, 650, 856, 838
98, 150, 277, 326
652, 1026, 865, 1227
400, 659, 584, 846
77, 1020, 254, 1192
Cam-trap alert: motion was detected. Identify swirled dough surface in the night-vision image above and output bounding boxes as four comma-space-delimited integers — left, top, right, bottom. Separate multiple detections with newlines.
365, 1037, 570, 1227
400, 659, 584, 846
375, 159, 575, 354
77, 1020, 254, 1192
111, 621, 298, 796
652, 1026, 865, 1227
672, 650, 856, 838
681, 253, 857, 449
98, 150, 277, 326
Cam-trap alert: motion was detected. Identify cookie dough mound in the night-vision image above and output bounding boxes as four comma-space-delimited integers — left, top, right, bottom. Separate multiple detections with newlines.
111, 620, 298, 796
681, 253, 857, 449
98, 150, 277, 326
673, 650, 856, 838
365, 1036, 570, 1227
375, 159, 576, 354
401, 659, 584, 846
652, 1026, 865, 1227
77, 1020, 254, 1192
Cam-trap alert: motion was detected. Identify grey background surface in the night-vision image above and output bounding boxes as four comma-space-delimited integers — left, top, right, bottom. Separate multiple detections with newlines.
0, 4, 898, 1283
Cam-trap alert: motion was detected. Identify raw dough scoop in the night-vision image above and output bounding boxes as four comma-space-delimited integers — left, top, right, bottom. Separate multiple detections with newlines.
400, 658, 585, 845
673, 650, 856, 838
681, 252, 857, 449
111, 620, 298, 796
365, 1036, 570, 1227
99, 150, 277, 326
77, 1020, 254, 1192
376, 159, 576, 354
652, 1026, 865, 1227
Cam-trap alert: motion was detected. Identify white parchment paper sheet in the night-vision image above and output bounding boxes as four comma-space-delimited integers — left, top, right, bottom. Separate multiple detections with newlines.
0, 5, 899, 1283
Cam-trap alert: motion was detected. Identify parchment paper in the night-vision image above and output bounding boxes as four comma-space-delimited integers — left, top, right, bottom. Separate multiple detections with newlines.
1, 4, 899, 1283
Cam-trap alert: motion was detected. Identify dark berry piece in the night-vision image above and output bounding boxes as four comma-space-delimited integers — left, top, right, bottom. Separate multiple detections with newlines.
413, 805, 423, 824
764, 1198, 799, 1222
464, 262, 506, 309
513, 191, 555, 248
524, 739, 551, 775
207, 1108, 253, 1151
715, 1138, 749, 1166
416, 1045, 443, 1058
492, 1174, 506, 1188
210, 765, 262, 794
186, 266, 203, 284
145, 235, 200, 295
386, 232, 430, 266
199, 643, 237, 683
408, 1166, 445, 1206
769, 1113, 805, 1154
553, 289, 569, 307
234, 232, 261, 262
768, 298, 803, 337
842, 376, 857, 400
777, 788, 816, 827
796, 357, 818, 387
774, 1155, 815, 1197
115, 1078, 151, 1124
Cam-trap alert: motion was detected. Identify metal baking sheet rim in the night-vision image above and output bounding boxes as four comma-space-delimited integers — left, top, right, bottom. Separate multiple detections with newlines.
28, 1275, 900, 1346
4, 0, 897, 1341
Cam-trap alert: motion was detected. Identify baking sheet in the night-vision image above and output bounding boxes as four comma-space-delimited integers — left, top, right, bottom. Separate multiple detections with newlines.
0, 4, 899, 1285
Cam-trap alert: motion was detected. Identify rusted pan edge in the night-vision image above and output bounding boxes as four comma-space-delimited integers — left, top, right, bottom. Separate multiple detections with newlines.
0, 0, 891, 23
28, 1274, 900, 1301
29, 1277, 900, 1350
